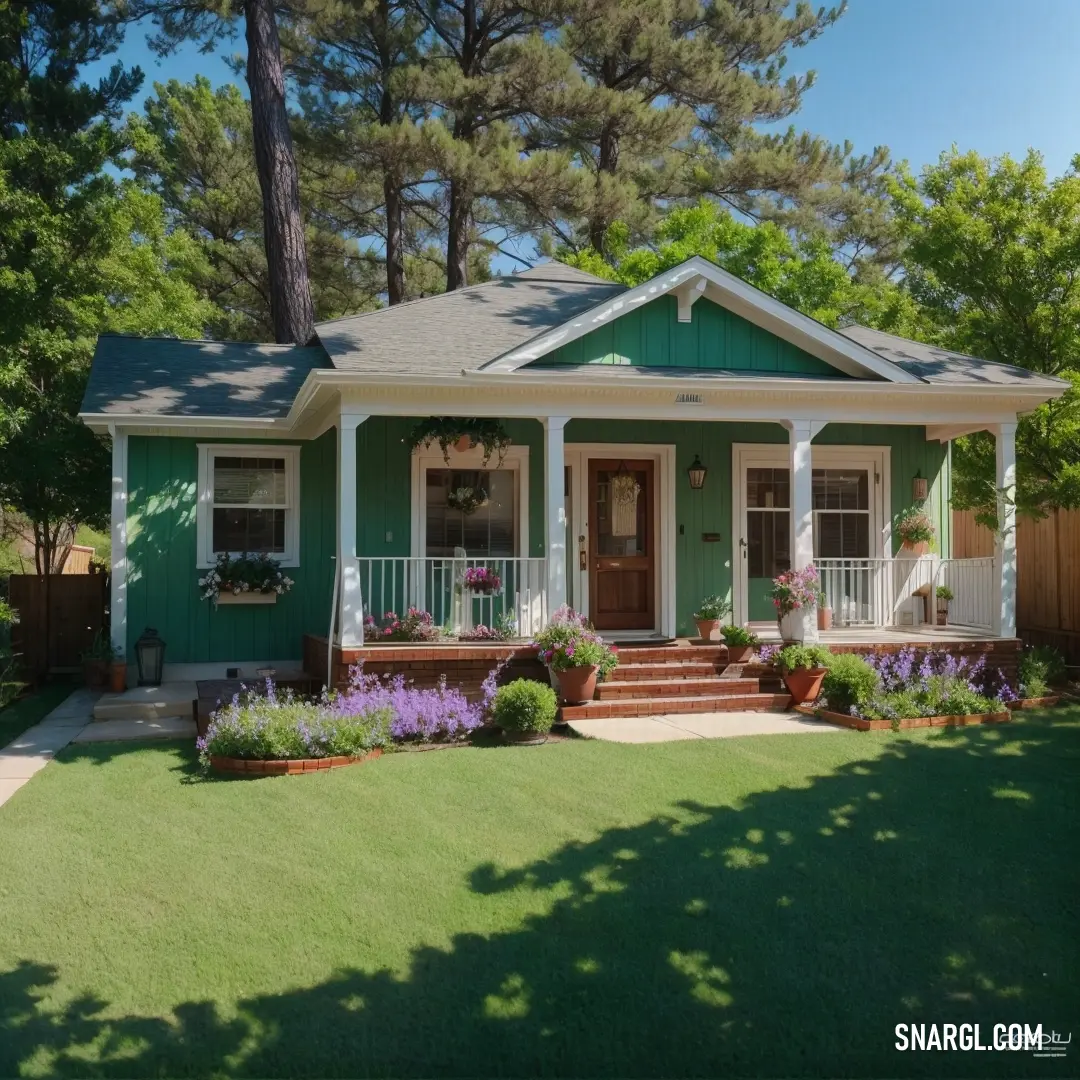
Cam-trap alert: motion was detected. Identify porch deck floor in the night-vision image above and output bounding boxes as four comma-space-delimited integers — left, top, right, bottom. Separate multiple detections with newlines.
702, 624, 1008, 646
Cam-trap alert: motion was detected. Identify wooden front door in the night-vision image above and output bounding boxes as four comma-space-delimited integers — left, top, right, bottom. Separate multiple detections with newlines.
588, 459, 655, 631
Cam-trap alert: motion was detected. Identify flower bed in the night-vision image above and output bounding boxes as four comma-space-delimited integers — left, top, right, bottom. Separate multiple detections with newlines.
797, 704, 1011, 731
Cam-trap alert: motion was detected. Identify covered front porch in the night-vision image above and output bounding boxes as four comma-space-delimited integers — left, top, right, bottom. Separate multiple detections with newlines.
328, 409, 1017, 648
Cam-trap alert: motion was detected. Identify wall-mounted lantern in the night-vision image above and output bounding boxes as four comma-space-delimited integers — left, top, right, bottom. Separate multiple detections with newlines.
687, 455, 708, 491
912, 472, 928, 502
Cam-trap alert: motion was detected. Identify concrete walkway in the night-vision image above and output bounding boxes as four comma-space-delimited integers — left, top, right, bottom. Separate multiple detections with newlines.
566, 710, 843, 743
0, 688, 195, 811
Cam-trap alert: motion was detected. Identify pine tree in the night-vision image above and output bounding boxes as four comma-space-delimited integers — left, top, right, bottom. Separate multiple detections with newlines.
131, 77, 380, 338
130, 0, 317, 343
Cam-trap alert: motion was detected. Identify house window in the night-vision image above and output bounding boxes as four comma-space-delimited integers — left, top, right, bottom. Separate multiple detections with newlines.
746, 467, 790, 578
425, 468, 517, 557
197, 445, 300, 567
812, 468, 870, 559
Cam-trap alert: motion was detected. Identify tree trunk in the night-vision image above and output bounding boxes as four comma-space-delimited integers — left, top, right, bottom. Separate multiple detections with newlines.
589, 120, 620, 254
446, 178, 470, 291
384, 174, 405, 305
245, 0, 315, 344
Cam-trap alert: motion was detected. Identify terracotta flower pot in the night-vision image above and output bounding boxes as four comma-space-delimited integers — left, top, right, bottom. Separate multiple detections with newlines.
695, 618, 720, 642
901, 539, 930, 557
83, 659, 110, 691
109, 661, 127, 693
725, 644, 754, 664
556, 664, 598, 705
783, 667, 827, 705
453, 435, 472, 453
817, 606, 833, 631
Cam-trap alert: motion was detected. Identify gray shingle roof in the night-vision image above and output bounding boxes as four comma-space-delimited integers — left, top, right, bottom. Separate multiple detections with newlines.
840, 325, 1069, 388
315, 262, 625, 375
81, 336, 329, 418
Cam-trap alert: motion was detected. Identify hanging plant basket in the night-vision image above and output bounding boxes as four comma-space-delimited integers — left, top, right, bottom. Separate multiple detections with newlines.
446, 484, 489, 516
409, 418, 512, 467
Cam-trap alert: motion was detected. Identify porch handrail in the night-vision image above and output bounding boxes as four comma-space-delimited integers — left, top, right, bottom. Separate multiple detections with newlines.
816, 556, 996, 632
358, 556, 548, 638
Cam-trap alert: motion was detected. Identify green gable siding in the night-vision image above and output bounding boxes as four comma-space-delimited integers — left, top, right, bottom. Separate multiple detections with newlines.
125, 432, 337, 665
537, 295, 848, 377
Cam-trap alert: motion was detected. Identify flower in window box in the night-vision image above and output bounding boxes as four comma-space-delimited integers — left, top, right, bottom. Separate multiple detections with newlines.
197, 553, 294, 604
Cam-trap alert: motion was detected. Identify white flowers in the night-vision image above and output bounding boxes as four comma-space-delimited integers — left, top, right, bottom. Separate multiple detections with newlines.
198, 554, 296, 604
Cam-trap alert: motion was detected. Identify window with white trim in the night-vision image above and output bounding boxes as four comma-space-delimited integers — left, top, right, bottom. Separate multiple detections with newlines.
197, 445, 300, 567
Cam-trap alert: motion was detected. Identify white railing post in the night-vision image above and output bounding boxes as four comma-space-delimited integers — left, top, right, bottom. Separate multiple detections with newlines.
109, 425, 128, 658
786, 419, 817, 642
994, 421, 1018, 637
337, 412, 369, 646
544, 416, 569, 615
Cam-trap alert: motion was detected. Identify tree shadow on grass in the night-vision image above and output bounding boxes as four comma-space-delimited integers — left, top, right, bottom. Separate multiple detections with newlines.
2, 718, 1078, 1078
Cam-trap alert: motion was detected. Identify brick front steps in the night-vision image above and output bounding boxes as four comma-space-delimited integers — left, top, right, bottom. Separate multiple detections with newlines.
558, 644, 791, 721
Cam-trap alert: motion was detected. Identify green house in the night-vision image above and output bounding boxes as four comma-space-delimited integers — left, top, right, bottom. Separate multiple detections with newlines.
80, 256, 1066, 679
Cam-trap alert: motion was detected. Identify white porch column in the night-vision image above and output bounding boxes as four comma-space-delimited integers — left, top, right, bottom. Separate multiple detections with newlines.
993, 421, 1018, 637
337, 412, 369, 647
109, 426, 128, 657
543, 416, 569, 615
786, 419, 817, 642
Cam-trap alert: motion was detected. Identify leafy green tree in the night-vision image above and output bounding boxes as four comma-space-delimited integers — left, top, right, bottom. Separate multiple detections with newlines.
131, 77, 380, 338
0, 1, 214, 572
563, 199, 922, 331
891, 149, 1080, 519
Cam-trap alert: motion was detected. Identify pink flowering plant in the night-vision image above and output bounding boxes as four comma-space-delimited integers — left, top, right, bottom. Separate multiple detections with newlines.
769, 565, 822, 619
363, 607, 443, 642
463, 566, 502, 594
532, 605, 619, 678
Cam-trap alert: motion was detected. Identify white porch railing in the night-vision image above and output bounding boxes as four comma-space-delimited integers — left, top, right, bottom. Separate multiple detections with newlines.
358, 557, 548, 639
816, 557, 996, 632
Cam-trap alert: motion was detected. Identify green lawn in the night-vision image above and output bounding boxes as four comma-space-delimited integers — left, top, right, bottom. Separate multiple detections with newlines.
0, 712, 1077, 1078
0, 682, 75, 748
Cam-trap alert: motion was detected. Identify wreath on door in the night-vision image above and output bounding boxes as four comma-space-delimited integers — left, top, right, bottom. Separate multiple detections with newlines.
610, 468, 642, 537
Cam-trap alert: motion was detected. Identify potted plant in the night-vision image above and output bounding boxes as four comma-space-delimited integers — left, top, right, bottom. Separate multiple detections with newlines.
720, 625, 759, 664
935, 584, 954, 626
894, 505, 936, 555
692, 595, 728, 642
817, 598, 833, 631
80, 630, 113, 690
548, 635, 618, 705
491, 678, 558, 745
769, 566, 821, 641
446, 485, 488, 515
775, 644, 833, 704
533, 606, 593, 689
409, 417, 512, 467
109, 646, 127, 693
463, 566, 502, 595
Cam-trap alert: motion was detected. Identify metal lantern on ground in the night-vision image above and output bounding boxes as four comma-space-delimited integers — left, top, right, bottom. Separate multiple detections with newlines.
135, 627, 166, 686
687, 455, 707, 490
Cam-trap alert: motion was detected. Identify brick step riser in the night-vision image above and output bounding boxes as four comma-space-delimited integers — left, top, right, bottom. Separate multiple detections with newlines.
612, 647, 728, 663
609, 664, 722, 681
560, 693, 793, 721
597, 678, 760, 700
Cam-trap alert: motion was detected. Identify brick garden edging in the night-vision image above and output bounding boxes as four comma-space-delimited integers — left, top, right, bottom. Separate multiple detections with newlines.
795, 705, 1012, 731
209, 749, 383, 775
1006, 695, 1061, 710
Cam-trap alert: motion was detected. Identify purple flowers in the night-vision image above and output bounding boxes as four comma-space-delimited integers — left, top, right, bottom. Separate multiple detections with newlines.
463, 566, 502, 594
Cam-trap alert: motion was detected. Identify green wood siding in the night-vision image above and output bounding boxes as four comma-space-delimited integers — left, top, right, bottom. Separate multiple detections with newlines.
537, 295, 848, 377
125, 432, 337, 665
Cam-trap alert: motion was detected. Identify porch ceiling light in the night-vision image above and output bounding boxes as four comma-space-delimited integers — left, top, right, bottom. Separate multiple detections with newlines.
687, 455, 707, 491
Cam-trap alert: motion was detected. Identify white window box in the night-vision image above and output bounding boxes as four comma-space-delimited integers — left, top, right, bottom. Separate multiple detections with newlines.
216, 592, 278, 606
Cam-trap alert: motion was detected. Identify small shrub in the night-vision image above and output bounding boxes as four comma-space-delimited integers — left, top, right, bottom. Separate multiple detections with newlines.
693, 595, 729, 621
1018, 645, 1065, 698
935, 585, 954, 601
775, 644, 833, 673
720, 625, 760, 647
822, 654, 879, 714
491, 679, 557, 734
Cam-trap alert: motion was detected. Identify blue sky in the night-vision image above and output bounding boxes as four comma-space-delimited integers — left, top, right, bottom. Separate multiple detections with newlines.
101, 0, 1080, 181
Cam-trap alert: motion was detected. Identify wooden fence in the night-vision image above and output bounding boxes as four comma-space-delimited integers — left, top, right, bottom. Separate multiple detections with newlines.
953, 508, 1080, 664
8, 573, 109, 676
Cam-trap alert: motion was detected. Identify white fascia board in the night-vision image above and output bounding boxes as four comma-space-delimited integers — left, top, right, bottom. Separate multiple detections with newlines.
480, 255, 921, 383
79, 412, 288, 436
